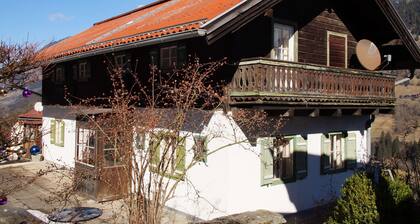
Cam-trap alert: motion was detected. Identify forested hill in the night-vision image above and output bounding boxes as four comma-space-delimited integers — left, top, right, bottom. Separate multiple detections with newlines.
393, 0, 420, 37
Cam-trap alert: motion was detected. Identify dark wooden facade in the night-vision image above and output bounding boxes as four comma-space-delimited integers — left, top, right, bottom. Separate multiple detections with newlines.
43, 5, 396, 111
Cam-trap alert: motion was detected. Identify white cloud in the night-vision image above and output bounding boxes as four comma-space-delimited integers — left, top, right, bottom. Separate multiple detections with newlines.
48, 13, 73, 22
137, 4, 144, 8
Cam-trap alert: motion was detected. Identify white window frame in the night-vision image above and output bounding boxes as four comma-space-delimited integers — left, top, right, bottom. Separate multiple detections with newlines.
327, 133, 346, 171
76, 128, 96, 167
271, 23, 298, 62
160, 46, 178, 70
327, 31, 348, 68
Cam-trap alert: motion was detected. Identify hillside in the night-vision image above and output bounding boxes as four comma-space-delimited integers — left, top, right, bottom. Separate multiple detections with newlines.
392, 0, 420, 37
372, 73, 420, 142
371, 0, 420, 142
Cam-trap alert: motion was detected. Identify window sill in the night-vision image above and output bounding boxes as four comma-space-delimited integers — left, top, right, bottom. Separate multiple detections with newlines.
262, 177, 296, 187
321, 167, 348, 175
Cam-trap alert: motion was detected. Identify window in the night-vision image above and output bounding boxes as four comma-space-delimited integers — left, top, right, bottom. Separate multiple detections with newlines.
327, 31, 348, 68
55, 67, 65, 84
272, 23, 296, 62
78, 62, 91, 81
103, 138, 122, 167
50, 120, 65, 147
193, 135, 207, 163
115, 54, 130, 71
321, 132, 357, 174
148, 132, 186, 177
76, 128, 96, 166
260, 135, 307, 186
160, 46, 178, 70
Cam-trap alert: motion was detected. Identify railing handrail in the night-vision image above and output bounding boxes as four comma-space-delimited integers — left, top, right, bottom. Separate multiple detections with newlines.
237, 57, 395, 79
229, 58, 396, 102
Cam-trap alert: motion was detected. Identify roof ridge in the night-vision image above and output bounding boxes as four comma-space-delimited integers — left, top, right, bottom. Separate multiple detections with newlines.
93, 0, 171, 26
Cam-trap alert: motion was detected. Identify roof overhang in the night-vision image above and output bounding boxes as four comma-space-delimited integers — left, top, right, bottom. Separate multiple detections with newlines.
50, 29, 206, 64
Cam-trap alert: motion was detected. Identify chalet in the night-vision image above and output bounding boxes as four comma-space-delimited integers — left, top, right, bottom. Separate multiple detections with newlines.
40, 0, 420, 220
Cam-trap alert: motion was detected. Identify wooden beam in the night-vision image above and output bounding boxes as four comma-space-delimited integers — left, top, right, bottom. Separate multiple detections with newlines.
284, 109, 294, 117
309, 108, 320, 117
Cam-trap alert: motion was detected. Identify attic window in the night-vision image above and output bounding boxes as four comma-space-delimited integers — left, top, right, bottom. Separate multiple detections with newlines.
272, 23, 296, 62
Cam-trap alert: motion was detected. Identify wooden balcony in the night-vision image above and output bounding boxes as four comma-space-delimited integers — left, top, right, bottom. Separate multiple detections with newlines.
228, 58, 396, 112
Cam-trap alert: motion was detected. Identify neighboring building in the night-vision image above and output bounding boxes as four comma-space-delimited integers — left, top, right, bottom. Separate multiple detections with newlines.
40, 0, 420, 220
8, 109, 42, 158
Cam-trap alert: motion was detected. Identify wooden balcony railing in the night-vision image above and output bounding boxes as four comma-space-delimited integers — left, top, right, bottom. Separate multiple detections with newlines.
228, 58, 396, 108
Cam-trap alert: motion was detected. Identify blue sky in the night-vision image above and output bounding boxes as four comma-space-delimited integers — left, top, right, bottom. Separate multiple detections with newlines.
0, 0, 154, 47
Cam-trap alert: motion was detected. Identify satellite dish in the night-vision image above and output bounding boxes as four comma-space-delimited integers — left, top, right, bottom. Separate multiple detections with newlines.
356, 39, 381, 71
34, 102, 43, 112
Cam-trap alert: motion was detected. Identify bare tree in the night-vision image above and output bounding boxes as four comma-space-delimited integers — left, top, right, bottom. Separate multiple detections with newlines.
55, 57, 285, 224
0, 41, 45, 96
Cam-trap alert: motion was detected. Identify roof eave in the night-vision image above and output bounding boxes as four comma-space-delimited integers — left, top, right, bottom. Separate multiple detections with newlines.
375, 0, 420, 64
50, 29, 207, 64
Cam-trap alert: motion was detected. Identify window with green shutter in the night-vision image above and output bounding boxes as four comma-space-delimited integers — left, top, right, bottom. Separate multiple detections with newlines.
294, 136, 308, 179
50, 120, 56, 144
345, 133, 357, 169
59, 121, 65, 147
260, 135, 308, 186
321, 132, 355, 174
193, 135, 208, 163
175, 137, 186, 172
149, 134, 162, 168
260, 137, 275, 185
321, 134, 331, 174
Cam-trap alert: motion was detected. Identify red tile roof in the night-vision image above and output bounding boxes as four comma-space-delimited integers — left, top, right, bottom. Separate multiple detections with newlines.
41, 0, 242, 60
18, 109, 42, 120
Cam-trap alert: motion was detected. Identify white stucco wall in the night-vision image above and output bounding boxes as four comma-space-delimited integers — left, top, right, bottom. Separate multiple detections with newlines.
42, 106, 77, 167
41, 106, 371, 220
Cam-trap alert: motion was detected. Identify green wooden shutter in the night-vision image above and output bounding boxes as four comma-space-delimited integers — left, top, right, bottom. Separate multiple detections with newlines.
150, 135, 161, 167
176, 137, 186, 172
294, 136, 308, 179
260, 137, 275, 186
345, 133, 357, 170
50, 120, 56, 145
60, 121, 65, 147
321, 134, 331, 174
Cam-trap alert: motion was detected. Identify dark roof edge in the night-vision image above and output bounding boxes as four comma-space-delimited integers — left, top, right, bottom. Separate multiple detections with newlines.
375, 0, 420, 63
202, 0, 283, 45
94, 0, 170, 26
